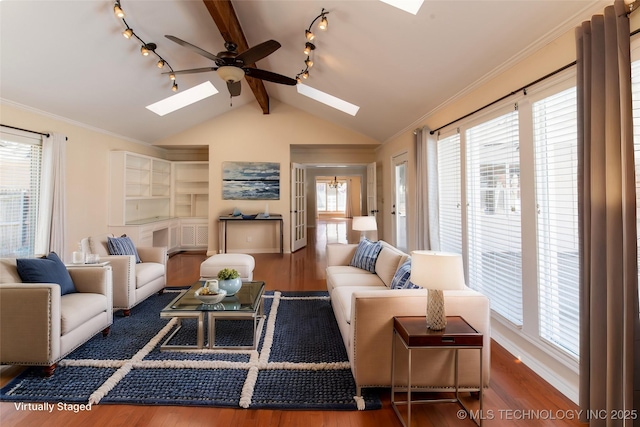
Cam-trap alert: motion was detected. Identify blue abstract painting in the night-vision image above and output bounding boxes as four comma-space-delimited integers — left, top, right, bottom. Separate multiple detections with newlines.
222, 161, 280, 200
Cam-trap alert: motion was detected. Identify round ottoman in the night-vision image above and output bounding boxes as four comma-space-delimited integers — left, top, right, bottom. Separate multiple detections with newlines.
200, 253, 255, 281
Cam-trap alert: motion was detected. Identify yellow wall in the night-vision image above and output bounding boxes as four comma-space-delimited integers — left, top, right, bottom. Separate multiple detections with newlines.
0, 102, 167, 261
154, 99, 379, 253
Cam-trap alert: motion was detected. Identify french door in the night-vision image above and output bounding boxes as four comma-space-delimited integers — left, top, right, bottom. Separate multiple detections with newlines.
290, 163, 307, 252
392, 153, 408, 252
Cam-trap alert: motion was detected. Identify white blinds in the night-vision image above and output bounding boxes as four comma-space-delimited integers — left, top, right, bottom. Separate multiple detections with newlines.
632, 60, 640, 291
533, 87, 580, 357
0, 130, 43, 257
437, 133, 462, 254
466, 110, 523, 325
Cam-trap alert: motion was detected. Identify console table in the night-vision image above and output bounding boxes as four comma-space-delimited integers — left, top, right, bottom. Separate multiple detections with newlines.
218, 214, 284, 254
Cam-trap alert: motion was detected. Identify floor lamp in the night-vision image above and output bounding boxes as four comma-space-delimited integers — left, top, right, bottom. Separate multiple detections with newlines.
410, 251, 466, 330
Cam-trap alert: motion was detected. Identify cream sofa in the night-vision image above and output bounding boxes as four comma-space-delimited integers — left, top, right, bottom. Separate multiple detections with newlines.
0, 259, 113, 375
326, 241, 491, 405
81, 234, 166, 316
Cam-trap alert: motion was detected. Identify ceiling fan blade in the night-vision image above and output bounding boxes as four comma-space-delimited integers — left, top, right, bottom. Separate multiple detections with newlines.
162, 67, 218, 76
244, 67, 297, 86
236, 40, 281, 65
165, 35, 221, 62
227, 81, 242, 97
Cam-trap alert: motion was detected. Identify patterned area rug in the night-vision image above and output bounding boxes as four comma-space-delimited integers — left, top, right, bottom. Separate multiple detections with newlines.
1, 290, 380, 410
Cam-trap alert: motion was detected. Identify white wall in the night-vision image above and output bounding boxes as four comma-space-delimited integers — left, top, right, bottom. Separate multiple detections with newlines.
154, 100, 379, 253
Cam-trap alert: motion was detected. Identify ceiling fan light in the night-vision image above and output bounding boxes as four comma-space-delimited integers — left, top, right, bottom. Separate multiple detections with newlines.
122, 28, 133, 39
157, 60, 165, 68
114, 3, 125, 18
305, 30, 315, 41
217, 66, 245, 83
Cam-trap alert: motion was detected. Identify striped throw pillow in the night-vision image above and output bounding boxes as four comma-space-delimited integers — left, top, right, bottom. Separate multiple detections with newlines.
107, 235, 141, 263
390, 258, 422, 289
349, 238, 382, 273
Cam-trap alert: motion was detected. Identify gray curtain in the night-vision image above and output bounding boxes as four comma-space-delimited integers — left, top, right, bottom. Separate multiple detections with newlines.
576, 1, 639, 425
415, 127, 439, 250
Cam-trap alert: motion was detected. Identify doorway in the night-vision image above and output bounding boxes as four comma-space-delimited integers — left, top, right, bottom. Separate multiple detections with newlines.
392, 153, 408, 252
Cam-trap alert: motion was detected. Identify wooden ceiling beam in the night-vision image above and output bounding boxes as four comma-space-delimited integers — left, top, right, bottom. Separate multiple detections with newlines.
202, 0, 270, 114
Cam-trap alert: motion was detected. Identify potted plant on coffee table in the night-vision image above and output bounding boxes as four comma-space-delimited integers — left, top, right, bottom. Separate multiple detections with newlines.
217, 268, 242, 296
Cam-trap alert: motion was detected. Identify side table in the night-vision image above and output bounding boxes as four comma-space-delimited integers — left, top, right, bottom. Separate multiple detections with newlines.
391, 316, 483, 426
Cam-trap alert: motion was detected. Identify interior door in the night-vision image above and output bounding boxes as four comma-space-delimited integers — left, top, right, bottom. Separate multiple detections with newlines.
367, 162, 377, 218
290, 163, 307, 252
392, 153, 408, 252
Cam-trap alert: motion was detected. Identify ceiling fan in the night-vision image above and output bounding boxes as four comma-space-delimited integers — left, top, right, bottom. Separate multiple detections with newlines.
164, 35, 297, 97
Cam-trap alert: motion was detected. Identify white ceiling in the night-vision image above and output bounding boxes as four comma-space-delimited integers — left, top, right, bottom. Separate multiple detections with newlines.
0, 0, 607, 145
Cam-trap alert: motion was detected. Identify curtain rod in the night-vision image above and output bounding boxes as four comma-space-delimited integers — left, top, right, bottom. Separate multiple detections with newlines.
0, 124, 67, 140
429, 25, 640, 136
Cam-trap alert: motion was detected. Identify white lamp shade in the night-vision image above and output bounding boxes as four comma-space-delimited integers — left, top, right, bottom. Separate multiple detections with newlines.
410, 250, 466, 291
217, 66, 245, 83
352, 216, 377, 231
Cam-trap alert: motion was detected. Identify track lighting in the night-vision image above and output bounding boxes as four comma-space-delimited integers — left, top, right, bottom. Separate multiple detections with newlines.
319, 14, 328, 30
304, 42, 315, 56
296, 8, 330, 84
305, 30, 315, 41
113, 1, 178, 92
114, 2, 125, 18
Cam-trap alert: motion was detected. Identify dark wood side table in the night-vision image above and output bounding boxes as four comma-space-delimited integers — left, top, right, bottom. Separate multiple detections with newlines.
391, 316, 484, 427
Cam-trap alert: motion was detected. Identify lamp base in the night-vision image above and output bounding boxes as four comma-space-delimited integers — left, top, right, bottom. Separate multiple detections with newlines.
426, 289, 447, 330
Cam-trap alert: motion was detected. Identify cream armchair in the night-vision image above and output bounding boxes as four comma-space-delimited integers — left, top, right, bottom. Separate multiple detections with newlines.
81, 234, 166, 316
0, 259, 113, 376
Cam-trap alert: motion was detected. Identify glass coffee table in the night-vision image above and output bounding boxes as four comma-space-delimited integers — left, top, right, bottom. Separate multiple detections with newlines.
160, 281, 265, 351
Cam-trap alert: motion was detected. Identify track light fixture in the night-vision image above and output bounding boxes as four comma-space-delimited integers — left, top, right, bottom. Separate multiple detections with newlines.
296, 8, 330, 83
112, 0, 178, 92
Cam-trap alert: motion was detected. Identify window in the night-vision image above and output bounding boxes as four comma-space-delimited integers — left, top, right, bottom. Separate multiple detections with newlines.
0, 129, 43, 257
631, 58, 640, 290
533, 87, 580, 357
316, 180, 347, 213
466, 110, 523, 326
437, 132, 462, 254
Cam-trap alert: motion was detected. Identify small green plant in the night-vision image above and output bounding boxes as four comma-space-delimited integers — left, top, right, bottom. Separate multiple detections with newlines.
217, 268, 240, 280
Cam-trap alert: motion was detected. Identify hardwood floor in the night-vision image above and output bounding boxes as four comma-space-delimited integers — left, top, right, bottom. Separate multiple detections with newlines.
1, 219, 583, 426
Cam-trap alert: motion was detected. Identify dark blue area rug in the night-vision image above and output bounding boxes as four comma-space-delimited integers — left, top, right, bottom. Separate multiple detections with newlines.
0, 290, 381, 410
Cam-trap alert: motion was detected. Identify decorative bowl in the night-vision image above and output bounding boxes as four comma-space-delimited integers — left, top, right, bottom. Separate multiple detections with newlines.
194, 288, 227, 304
218, 278, 242, 296
242, 214, 257, 220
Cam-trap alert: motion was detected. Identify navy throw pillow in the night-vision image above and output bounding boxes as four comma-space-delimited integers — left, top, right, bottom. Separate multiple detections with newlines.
349, 238, 383, 273
107, 235, 141, 263
390, 258, 422, 290
16, 252, 77, 295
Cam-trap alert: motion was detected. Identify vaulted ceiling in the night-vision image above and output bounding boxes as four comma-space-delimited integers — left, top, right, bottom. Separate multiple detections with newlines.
0, 0, 607, 145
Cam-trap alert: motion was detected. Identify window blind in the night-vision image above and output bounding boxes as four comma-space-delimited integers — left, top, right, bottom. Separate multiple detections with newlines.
533, 87, 580, 357
631, 59, 640, 291
466, 110, 523, 325
437, 132, 462, 254
0, 131, 43, 257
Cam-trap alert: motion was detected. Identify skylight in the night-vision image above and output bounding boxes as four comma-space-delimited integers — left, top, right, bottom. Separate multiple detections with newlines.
146, 81, 218, 116
379, 0, 424, 15
296, 84, 360, 116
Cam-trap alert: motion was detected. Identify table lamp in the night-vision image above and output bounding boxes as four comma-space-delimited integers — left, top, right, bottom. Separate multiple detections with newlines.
410, 250, 466, 330
352, 216, 377, 241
